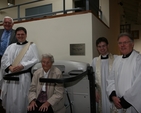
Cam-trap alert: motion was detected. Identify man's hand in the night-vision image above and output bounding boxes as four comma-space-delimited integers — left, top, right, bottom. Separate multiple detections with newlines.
95, 90, 100, 103
9, 65, 24, 73
112, 96, 122, 109
27, 100, 37, 111
39, 101, 50, 112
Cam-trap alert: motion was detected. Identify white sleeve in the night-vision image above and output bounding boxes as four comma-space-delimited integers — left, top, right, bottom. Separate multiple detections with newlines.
106, 60, 116, 97
91, 58, 97, 73
124, 54, 141, 113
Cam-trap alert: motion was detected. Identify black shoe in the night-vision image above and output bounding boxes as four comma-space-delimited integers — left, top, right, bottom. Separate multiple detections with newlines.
0, 99, 2, 106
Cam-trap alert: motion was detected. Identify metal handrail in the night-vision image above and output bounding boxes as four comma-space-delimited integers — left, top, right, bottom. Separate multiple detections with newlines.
0, 0, 44, 22
0, 0, 44, 10
0, 0, 84, 23
19, 7, 83, 20
0, 7, 83, 23
0, 0, 102, 23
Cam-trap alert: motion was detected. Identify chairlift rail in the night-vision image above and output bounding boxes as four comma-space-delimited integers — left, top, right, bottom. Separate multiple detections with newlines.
3, 66, 96, 113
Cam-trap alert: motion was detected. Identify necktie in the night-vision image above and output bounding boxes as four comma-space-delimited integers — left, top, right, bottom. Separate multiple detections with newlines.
1, 31, 10, 55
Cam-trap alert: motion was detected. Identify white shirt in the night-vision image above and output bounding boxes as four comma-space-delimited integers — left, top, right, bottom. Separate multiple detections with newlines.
42, 70, 50, 91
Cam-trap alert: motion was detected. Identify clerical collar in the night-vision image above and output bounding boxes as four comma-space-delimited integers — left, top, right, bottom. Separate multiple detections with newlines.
101, 54, 109, 59
17, 41, 28, 45
122, 51, 133, 58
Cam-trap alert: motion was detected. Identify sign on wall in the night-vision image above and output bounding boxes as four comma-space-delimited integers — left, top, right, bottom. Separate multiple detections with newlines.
70, 44, 85, 55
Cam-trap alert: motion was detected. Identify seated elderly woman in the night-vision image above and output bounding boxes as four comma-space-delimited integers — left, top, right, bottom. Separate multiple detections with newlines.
27, 53, 66, 113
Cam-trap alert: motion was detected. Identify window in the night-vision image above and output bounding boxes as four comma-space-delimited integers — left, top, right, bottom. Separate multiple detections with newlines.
120, 24, 131, 33
25, 4, 52, 19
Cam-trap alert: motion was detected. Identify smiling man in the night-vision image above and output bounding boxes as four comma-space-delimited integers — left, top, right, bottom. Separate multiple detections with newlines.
0, 16, 17, 94
91, 37, 117, 113
0, 16, 17, 62
0, 16, 17, 113
1, 27, 39, 113
107, 32, 141, 113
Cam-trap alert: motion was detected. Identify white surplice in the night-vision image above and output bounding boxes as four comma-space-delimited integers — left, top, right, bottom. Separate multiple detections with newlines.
1, 42, 39, 113
91, 54, 116, 113
107, 50, 141, 113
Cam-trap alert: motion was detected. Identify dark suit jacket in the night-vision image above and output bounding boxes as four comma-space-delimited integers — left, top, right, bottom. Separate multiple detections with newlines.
0, 29, 17, 46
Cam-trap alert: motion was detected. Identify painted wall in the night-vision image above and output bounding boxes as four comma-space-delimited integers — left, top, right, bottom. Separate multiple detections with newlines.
10, 13, 95, 64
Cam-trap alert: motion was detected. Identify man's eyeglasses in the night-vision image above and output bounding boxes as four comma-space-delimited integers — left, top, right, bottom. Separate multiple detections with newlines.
3, 22, 12, 25
118, 41, 131, 45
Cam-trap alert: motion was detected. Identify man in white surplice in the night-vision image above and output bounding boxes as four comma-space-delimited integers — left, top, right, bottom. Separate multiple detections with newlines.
1, 27, 39, 113
91, 37, 117, 113
107, 32, 141, 113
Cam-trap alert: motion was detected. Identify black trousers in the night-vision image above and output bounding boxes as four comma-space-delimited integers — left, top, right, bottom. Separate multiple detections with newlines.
27, 101, 54, 113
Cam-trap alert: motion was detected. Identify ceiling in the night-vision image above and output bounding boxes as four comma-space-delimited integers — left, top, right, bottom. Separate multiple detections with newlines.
120, 0, 141, 25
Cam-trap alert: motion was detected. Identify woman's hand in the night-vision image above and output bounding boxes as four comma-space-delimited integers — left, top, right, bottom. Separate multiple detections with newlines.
27, 100, 37, 111
39, 101, 50, 112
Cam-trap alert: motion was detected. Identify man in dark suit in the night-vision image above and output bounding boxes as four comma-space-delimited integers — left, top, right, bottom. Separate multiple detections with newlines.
0, 16, 17, 64
0, 16, 17, 112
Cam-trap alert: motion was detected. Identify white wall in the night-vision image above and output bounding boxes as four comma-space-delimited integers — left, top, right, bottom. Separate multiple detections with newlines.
11, 13, 94, 64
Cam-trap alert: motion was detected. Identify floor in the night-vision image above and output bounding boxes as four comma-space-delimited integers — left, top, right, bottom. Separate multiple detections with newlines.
0, 106, 5, 113
0, 100, 5, 113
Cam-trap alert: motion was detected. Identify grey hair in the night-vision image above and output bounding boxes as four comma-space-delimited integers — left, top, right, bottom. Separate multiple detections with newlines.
117, 32, 134, 42
3, 16, 14, 23
42, 53, 54, 63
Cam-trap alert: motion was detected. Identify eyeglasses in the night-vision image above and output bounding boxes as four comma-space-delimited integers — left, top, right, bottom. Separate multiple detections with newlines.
3, 22, 12, 25
118, 41, 132, 45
